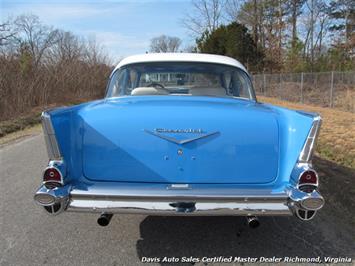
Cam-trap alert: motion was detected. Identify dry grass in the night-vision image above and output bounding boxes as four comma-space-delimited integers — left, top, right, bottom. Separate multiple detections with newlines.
0, 124, 41, 146
259, 96, 355, 168
0, 124, 42, 148
0, 98, 94, 138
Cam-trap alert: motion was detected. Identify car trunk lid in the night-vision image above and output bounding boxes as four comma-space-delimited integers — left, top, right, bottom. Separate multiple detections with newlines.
81, 96, 279, 184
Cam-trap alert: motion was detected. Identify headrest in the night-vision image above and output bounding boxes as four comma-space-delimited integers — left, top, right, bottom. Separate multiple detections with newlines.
131, 87, 169, 96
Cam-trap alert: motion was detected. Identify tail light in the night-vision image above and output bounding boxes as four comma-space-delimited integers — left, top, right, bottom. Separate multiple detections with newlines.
298, 170, 318, 192
43, 167, 63, 188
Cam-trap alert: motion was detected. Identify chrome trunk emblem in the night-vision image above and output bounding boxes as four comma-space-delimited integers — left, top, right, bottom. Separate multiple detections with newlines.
144, 128, 219, 145
155, 128, 204, 134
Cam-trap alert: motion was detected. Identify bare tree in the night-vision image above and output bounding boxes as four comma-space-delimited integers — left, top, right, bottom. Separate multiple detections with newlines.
45, 30, 83, 65
14, 14, 59, 68
301, 0, 329, 69
84, 36, 108, 65
224, 0, 243, 21
149, 35, 182, 53
225, 0, 261, 45
289, 0, 306, 49
0, 14, 111, 121
0, 21, 17, 46
182, 0, 226, 36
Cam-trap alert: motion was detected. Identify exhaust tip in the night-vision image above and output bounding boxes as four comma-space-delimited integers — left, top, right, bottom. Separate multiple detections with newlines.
246, 216, 260, 228
97, 213, 113, 226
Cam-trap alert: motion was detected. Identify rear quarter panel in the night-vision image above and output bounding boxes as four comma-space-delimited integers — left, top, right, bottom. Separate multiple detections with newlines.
261, 103, 315, 188
47, 101, 101, 182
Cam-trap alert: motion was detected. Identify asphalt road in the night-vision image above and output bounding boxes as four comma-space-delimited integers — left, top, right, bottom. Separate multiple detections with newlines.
0, 134, 354, 266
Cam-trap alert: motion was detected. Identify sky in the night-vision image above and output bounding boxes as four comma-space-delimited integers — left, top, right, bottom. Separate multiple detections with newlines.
0, 0, 193, 61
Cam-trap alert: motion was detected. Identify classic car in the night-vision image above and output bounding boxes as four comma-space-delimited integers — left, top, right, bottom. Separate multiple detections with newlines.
34, 53, 324, 227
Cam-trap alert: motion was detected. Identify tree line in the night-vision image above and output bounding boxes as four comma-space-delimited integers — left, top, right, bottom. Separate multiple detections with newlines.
0, 15, 111, 121
150, 0, 354, 73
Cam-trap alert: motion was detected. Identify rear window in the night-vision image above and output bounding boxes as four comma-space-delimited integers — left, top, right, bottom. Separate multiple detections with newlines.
106, 62, 255, 100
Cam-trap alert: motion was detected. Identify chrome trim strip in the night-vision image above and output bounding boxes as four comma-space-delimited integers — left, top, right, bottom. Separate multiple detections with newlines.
69, 184, 289, 201
298, 115, 322, 163
41, 112, 62, 160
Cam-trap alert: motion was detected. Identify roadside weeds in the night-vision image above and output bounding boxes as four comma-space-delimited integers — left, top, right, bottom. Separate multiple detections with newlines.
0, 98, 93, 143
0, 124, 42, 146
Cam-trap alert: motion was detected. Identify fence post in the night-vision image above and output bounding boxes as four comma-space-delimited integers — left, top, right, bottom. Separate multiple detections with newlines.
263, 73, 266, 96
300, 72, 304, 103
279, 73, 282, 100
330, 71, 334, 108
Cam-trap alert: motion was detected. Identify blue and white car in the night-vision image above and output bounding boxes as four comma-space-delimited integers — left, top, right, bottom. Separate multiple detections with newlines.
34, 53, 324, 227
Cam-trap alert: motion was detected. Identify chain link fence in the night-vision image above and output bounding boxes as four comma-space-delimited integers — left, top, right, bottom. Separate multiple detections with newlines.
252, 71, 355, 112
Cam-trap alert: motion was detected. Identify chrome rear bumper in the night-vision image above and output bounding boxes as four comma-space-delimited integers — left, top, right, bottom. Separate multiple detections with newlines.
34, 183, 324, 219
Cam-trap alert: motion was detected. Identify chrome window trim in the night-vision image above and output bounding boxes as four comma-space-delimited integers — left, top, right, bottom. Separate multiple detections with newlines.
41, 112, 62, 160
298, 115, 322, 163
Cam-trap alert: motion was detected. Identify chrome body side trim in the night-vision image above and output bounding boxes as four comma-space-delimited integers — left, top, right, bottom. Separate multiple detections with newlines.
41, 112, 62, 160
298, 115, 322, 163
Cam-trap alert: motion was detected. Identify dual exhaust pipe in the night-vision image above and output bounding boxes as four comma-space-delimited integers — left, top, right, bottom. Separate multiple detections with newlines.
97, 213, 113, 226
96, 213, 260, 228
246, 216, 260, 228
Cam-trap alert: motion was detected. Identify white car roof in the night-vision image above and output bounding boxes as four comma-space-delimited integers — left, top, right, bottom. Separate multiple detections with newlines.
114, 53, 248, 73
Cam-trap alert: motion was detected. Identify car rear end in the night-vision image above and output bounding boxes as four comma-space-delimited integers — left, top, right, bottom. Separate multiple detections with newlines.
34, 98, 324, 226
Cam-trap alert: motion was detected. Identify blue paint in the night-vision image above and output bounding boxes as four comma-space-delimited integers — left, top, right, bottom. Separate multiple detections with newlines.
48, 95, 314, 190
